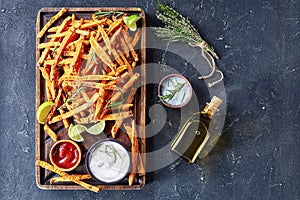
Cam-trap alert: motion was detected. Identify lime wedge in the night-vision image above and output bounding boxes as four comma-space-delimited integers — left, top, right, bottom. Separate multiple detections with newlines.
37, 101, 54, 124
68, 124, 86, 142
123, 15, 141, 31
127, 23, 137, 31
125, 15, 141, 26
87, 121, 105, 135
68, 123, 75, 134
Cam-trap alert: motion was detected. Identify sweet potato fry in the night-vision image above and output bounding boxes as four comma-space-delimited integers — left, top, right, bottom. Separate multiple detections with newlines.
63, 50, 81, 57
126, 87, 138, 104
75, 29, 90, 36
107, 18, 123, 35
65, 81, 117, 90
128, 120, 138, 186
61, 75, 117, 81
81, 54, 88, 59
107, 65, 127, 76
111, 49, 124, 66
124, 122, 144, 177
50, 80, 57, 100
80, 91, 90, 102
81, 59, 96, 75
70, 37, 84, 75
80, 19, 106, 29
65, 40, 78, 51
100, 111, 133, 121
45, 81, 52, 101
118, 50, 133, 76
138, 154, 145, 176
50, 26, 80, 80
75, 115, 97, 124
110, 87, 136, 137
38, 16, 72, 65
119, 36, 130, 58
90, 35, 116, 75
39, 67, 50, 81
50, 174, 92, 184
50, 93, 100, 124
44, 124, 58, 142
131, 29, 141, 47
87, 105, 96, 116
98, 25, 112, 54
110, 73, 140, 103
100, 73, 138, 117
110, 104, 133, 112
48, 26, 59, 32
110, 27, 122, 44
131, 61, 137, 68
110, 87, 137, 123
123, 31, 139, 62
36, 160, 100, 192
94, 25, 102, 41
58, 95, 70, 128
71, 14, 76, 26
123, 124, 145, 176
111, 120, 123, 138
95, 87, 106, 120
65, 96, 86, 110
37, 8, 67, 39
123, 124, 132, 139
105, 17, 113, 25
47, 88, 62, 121
44, 58, 73, 66
47, 32, 67, 39
38, 42, 61, 49
120, 72, 129, 78
98, 25, 124, 66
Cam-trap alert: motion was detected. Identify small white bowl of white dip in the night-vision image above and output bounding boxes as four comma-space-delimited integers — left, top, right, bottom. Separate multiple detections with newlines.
158, 74, 193, 108
86, 139, 131, 184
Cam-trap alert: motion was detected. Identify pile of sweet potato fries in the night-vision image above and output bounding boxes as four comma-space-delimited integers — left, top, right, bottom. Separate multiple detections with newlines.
36, 8, 145, 192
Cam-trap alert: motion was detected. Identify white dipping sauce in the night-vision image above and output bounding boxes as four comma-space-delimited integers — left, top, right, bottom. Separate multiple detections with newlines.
88, 140, 131, 183
161, 76, 191, 106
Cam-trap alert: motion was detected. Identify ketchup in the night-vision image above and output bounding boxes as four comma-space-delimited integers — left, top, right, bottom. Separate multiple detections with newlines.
51, 142, 80, 169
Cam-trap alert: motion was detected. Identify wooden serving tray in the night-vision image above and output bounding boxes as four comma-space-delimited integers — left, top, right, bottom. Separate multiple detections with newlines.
35, 7, 146, 191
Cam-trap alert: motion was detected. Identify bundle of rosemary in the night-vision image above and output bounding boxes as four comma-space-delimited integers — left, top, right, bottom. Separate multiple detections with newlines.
154, 3, 224, 87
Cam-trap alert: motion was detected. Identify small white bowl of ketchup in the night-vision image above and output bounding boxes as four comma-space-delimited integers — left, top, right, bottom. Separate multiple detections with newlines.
50, 139, 82, 171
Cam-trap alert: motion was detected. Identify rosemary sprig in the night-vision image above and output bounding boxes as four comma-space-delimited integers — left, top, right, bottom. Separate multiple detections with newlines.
154, 2, 218, 59
51, 45, 58, 56
95, 11, 124, 18
108, 101, 124, 109
107, 87, 126, 113
159, 81, 186, 103
88, 48, 98, 64
99, 145, 122, 163
154, 3, 225, 87
181, 92, 186, 103
58, 84, 85, 110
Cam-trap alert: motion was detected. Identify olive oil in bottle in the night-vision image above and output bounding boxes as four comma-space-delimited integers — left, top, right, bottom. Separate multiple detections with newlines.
170, 96, 222, 163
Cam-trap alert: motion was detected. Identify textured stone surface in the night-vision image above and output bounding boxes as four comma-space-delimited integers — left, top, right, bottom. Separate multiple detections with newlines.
0, 0, 299, 199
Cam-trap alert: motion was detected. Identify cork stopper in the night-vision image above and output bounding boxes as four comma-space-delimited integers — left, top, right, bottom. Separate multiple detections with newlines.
203, 96, 222, 116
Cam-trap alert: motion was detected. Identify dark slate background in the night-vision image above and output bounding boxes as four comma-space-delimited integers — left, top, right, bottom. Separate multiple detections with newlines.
0, 0, 299, 199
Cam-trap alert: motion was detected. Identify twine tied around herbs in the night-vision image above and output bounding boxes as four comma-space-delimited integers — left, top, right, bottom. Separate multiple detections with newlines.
189, 41, 224, 88
155, 3, 225, 88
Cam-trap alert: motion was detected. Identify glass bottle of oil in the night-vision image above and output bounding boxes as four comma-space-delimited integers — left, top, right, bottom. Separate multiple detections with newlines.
170, 96, 222, 163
